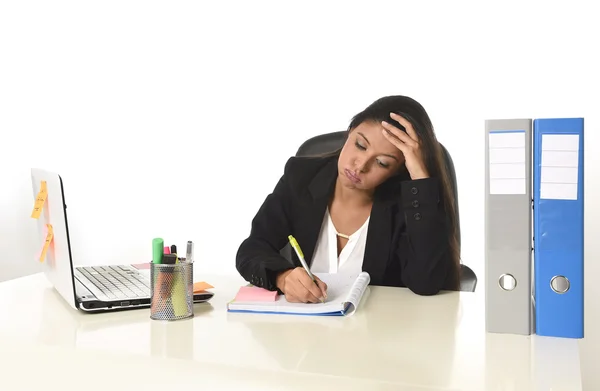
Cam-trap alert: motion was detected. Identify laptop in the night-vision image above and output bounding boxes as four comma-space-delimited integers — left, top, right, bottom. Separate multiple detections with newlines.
30, 168, 213, 312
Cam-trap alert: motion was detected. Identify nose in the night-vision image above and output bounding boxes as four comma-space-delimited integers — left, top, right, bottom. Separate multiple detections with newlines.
355, 157, 370, 173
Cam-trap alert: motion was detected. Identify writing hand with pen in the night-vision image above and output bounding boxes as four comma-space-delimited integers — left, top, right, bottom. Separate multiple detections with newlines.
277, 235, 328, 303
276, 267, 328, 303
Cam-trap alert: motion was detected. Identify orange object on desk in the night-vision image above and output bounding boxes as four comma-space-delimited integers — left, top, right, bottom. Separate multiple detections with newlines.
193, 281, 214, 293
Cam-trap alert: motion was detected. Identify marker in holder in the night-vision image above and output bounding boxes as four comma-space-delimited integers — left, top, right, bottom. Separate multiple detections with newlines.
150, 256, 194, 321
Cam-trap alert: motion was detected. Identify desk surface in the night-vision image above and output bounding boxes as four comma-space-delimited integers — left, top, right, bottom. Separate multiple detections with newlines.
0, 272, 582, 390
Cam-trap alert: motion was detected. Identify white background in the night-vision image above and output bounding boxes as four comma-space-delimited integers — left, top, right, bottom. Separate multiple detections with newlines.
1, 0, 598, 388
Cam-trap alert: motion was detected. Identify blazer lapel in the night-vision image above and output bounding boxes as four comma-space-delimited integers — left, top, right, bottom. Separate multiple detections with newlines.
297, 157, 337, 267
362, 177, 403, 285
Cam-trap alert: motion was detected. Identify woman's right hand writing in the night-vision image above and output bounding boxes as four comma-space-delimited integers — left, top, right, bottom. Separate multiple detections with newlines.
276, 267, 328, 303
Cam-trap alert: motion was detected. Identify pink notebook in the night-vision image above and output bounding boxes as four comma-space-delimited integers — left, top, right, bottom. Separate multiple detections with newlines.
234, 286, 278, 302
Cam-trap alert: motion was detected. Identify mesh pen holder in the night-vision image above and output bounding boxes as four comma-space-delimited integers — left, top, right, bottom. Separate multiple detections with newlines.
150, 261, 194, 321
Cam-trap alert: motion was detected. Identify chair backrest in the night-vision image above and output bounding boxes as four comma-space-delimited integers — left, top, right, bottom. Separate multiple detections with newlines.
295, 131, 477, 292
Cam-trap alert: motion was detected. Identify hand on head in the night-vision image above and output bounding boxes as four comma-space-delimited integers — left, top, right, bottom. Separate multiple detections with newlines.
276, 267, 328, 303
381, 112, 429, 180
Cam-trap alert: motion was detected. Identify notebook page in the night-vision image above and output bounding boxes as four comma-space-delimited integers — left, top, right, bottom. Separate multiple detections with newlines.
266, 273, 360, 313
227, 297, 343, 314
227, 272, 370, 315
345, 272, 370, 306
314, 272, 370, 315
315, 272, 360, 298
228, 273, 356, 314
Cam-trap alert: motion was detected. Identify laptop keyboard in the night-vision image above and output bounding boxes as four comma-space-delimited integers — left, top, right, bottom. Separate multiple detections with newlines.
75, 265, 150, 301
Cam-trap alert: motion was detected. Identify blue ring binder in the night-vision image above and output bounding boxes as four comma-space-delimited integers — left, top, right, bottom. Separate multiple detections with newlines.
533, 117, 584, 339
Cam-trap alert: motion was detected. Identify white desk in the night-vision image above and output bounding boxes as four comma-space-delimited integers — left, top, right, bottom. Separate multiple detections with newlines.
0, 272, 582, 390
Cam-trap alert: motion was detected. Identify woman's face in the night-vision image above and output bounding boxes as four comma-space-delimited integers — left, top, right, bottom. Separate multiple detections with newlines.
337, 120, 405, 191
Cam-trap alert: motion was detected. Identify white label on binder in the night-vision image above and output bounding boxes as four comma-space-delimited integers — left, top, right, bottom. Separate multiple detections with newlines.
540, 134, 579, 200
489, 131, 526, 194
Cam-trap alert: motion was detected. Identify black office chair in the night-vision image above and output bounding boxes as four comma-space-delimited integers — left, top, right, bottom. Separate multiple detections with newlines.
295, 131, 478, 292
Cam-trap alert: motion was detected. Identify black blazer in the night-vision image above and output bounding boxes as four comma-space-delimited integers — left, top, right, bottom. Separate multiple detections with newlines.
236, 153, 456, 296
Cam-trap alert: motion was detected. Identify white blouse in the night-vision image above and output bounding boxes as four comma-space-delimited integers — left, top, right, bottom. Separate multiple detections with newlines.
310, 207, 370, 275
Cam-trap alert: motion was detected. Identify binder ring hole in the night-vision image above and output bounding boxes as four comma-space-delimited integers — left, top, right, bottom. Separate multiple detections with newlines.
498, 274, 516, 291
550, 276, 570, 294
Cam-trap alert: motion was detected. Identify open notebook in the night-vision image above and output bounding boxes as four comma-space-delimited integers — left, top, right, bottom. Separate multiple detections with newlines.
227, 272, 371, 316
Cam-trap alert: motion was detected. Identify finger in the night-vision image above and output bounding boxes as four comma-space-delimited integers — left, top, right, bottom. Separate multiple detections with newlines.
298, 286, 321, 303
381, 127, 409, 154
381, 119, 417, 148
314, 277, 328, 299
287, 275, 320, 303
389, 112, 420, 143
287, 284, 312, 303
295, 269, 325, 298
298, 274, 325, 302
285, 293, 301, 303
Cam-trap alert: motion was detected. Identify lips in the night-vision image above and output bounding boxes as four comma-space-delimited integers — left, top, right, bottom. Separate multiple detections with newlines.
344, 169, 361, 184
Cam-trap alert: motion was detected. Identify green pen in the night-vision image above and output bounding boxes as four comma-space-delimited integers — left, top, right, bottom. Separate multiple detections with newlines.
288, 235, 326, 302
152, 238, 164, 264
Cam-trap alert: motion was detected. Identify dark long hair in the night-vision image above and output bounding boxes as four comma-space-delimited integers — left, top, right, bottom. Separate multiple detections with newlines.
348, 95, 461, 290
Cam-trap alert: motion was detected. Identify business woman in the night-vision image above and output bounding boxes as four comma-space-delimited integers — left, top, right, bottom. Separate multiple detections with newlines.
236, 95, 460, 303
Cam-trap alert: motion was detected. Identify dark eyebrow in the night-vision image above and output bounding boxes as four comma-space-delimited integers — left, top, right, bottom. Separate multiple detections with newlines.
357, 132, 399, 161
357, 132, 370, 145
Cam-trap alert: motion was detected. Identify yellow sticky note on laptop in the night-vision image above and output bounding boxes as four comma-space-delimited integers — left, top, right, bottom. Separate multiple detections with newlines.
38, 224, 54, 262
31, 181, 48, 219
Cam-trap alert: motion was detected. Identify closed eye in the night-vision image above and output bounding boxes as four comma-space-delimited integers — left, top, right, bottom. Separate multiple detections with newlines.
355, 141, 390, 169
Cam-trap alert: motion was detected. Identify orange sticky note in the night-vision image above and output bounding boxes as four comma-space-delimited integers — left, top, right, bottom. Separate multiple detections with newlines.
39, 224, 54, 262
234, 286, 278, 302
35, 225, 48, 261
193, 281, 214, 293
31, 181, 48, 219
